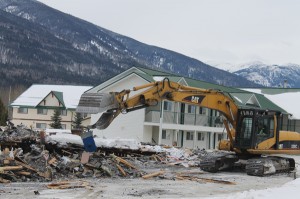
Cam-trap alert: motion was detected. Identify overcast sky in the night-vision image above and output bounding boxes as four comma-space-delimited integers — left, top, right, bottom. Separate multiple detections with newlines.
38, 0, 300, 67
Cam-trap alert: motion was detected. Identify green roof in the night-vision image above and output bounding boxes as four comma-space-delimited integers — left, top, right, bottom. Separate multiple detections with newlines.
134, 67, 287, 113
254, 93, 286, 113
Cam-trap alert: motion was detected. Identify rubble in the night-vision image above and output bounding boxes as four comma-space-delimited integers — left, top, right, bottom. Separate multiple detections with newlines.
0, 125, 236, 186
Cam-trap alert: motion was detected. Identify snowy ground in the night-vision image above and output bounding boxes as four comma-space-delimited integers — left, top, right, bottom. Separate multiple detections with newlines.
1, 156, 299, 199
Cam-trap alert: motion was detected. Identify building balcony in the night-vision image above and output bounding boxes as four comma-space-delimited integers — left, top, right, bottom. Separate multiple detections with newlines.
145, 110, 224, 127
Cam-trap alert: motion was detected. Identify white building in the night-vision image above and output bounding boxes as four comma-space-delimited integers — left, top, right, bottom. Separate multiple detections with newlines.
10, 85, 92, 130
86, 67, 285, 149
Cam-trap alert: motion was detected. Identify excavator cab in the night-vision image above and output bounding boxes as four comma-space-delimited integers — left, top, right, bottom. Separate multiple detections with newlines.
235, 109, 279, 151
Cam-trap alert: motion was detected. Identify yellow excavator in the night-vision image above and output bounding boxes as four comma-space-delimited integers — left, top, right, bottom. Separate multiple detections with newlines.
77, 78, 300, 176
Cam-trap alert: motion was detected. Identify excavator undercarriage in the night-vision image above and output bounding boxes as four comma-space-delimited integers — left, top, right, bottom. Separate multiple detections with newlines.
199, 151, 295, 176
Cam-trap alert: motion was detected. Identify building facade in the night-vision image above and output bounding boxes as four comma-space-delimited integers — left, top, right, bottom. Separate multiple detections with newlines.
10, 85, 92, 130
86, 67, 286, 149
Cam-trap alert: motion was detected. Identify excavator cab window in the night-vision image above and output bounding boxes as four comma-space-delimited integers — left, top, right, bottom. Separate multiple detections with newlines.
236, 116, 254, 149
241, 117, 253, 139
255, 116, 275, 144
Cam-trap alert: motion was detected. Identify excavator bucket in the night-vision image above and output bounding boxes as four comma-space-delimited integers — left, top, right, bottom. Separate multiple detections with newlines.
76, 92, 119, 114
76, 92, 120, 130
90, 110, 117, 130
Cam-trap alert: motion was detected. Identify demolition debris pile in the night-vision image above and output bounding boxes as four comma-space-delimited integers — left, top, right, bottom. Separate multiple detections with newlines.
0, 125, 212, 184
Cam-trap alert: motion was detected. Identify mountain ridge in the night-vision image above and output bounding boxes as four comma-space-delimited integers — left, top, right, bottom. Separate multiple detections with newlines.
233, 63, 300, 88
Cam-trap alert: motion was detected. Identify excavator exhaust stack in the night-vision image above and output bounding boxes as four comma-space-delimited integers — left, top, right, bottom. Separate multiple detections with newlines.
76, 92, 120, 129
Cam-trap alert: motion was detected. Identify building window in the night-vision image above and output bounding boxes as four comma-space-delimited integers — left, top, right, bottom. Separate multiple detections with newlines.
197, 132, 205, 141
60, 109, 67, 116
61, 124, 66, 129
186, 131, 194, 140
36, 123, 47, 129
162, 130, 170, 140
18, 107, 28, 114
187, 105, 196, 114
163, 101, 172, 111
162, 130, 167, 139
83, 113, 88, 118
37, 108, 48, 115
199, 107, 206, 115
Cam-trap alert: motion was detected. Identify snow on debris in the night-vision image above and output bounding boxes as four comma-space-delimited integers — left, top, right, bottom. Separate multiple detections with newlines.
46, 133, 140, 150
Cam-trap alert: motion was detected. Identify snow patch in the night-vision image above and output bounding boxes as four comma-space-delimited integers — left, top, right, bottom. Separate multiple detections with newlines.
46, 133, 140, 150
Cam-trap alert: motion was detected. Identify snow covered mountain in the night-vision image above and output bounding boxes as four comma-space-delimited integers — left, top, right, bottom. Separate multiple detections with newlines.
233, 62, 300, 88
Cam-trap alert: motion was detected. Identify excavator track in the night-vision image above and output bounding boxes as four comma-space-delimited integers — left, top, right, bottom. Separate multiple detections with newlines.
246, 156, 295, 176
199, 151, 296, 176
199, 151, 239, 172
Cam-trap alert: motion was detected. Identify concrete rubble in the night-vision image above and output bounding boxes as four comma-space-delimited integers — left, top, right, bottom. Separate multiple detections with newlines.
0, 125, 235, 187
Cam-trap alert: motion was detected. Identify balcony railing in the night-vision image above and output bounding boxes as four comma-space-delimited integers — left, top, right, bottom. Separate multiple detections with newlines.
145, 110, 224, 127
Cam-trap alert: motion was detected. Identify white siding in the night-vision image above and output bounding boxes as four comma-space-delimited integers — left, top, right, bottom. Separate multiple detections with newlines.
93, 109, 145, 141
143, 126, 153, 143
91, 75, 149, 141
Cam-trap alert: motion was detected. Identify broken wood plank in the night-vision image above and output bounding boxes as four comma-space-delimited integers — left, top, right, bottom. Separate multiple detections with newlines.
142, 171, 165, 179
110, 154, 137, 169
48, 157, 57, 166
3, 159, 10, 165
0, 166, 23, 171
47, 181, 91, 189
176, 175, 236, 185
116, 164, 127, 177
0, 177, 10, 183
15, 160, 37, 172
15, 171, 31, 176
61, 150, 72, 155
15, 160, 46, 178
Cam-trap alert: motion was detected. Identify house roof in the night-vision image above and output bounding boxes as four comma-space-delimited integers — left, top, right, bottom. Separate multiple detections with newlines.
10, 85, 92, 109
87, 66, 287, 114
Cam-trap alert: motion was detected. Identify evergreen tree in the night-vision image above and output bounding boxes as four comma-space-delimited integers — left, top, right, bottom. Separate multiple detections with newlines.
0, 98, 8, 126
72, 112, 83, 129
50, 109, 62, 129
